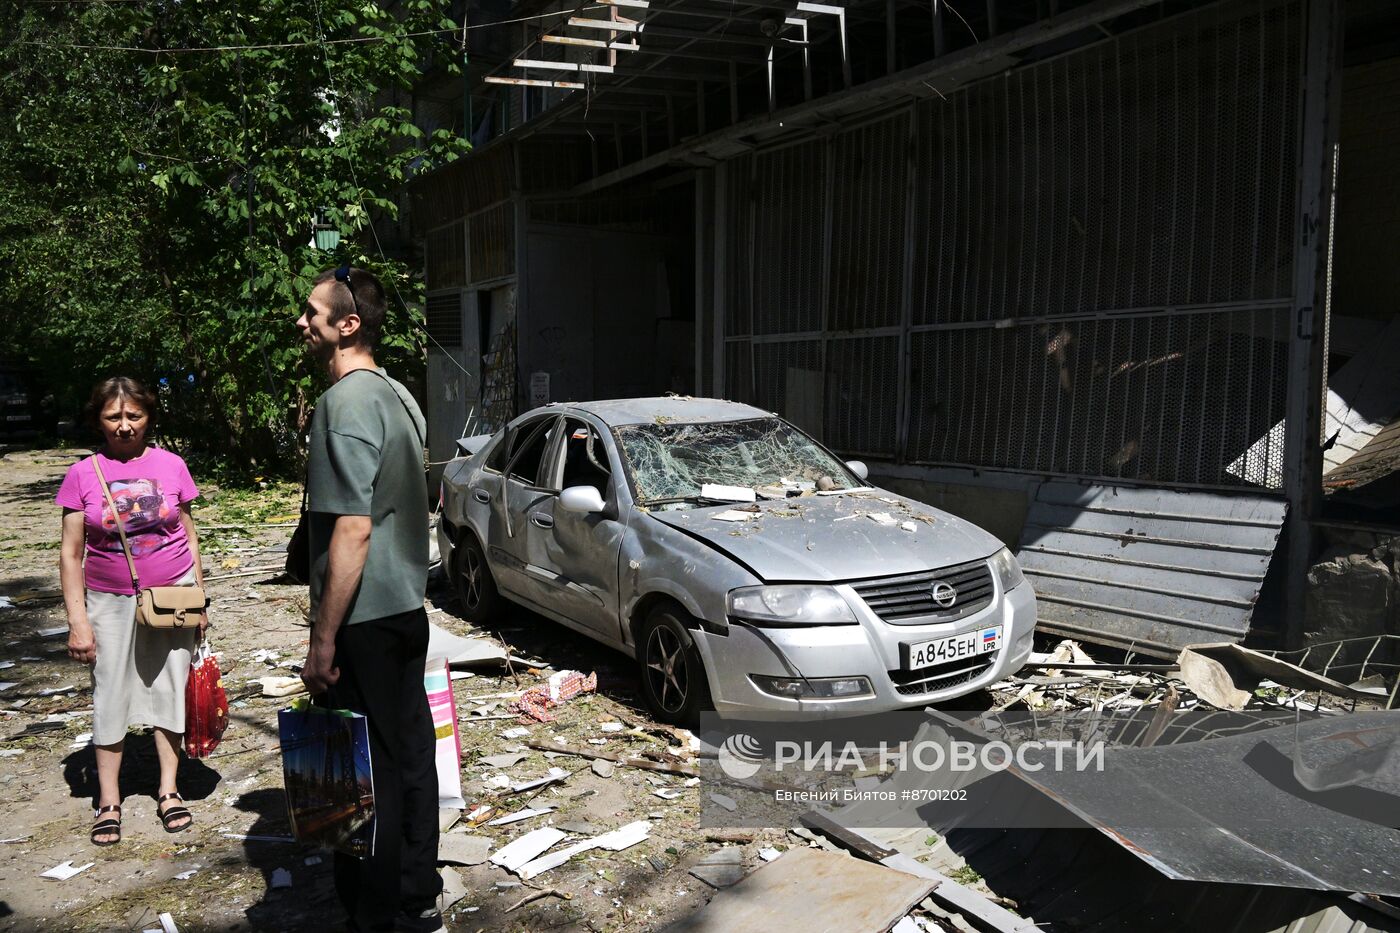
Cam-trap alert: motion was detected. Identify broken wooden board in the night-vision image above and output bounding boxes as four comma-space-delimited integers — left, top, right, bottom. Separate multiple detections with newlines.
665, 847, 936, 933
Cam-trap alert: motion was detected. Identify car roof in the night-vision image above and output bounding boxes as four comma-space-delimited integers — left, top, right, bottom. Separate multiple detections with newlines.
535, 396, 774, 428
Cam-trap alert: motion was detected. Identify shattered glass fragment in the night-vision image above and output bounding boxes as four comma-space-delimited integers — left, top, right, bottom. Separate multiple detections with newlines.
615, 418, 855, 505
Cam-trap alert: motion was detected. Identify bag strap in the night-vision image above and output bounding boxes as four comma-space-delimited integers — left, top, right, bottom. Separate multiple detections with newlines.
352, 368, 426, 452
90, 455, 141, 593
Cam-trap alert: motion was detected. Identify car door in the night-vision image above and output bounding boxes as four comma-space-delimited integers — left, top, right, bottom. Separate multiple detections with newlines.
485, 414, 560, 597
526, 416, 627, 642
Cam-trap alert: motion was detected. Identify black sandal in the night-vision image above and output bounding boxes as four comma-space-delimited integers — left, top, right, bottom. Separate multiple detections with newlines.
157, 792, 192, 833
91, 805, 121, 846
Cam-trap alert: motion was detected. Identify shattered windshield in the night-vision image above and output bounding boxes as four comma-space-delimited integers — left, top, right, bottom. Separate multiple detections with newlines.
614, 418, 856, 505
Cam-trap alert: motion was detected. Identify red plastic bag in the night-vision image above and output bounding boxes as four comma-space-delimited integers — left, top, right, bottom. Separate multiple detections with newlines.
185, 642, 229, 759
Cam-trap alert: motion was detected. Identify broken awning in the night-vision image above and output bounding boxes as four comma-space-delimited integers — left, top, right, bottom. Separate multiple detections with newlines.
1016, 482, 1286, 657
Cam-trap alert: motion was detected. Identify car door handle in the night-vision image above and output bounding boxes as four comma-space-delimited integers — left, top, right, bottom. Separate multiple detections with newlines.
530, 512, 554, 529
472, 489, 490, 504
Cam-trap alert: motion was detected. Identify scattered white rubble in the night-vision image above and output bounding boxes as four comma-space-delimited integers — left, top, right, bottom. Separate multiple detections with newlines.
758, 847, 781, 862
489, 828, 567, 873
701, 484, 757, 503
509, 767, 568, 793
486, 806, 556, 826
41, 860, 94, 880
709, 793, 738, 812
516, 820, 651, 881
599, 722, 624, 733
269, 867, 292, 889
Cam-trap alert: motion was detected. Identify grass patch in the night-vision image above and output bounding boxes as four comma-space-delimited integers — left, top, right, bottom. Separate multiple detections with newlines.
949, 865, 982, 885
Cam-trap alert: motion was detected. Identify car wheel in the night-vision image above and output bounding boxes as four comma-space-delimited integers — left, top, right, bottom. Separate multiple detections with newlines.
638, 604, 711, 727
454, 532, 501, 623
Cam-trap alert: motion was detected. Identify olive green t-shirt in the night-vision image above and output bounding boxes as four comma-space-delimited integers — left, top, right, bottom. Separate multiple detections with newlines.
307, 367, 428, 625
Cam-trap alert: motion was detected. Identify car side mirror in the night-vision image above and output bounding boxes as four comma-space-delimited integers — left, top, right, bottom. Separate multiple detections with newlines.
845, 460, 869, 481
559, 485, 606, 514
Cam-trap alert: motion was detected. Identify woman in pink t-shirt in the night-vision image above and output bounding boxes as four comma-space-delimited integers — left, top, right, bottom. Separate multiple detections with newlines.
56, 377, 207, 846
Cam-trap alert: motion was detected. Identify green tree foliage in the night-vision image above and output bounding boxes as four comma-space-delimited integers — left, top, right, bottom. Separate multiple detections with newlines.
0, 0, 468, 471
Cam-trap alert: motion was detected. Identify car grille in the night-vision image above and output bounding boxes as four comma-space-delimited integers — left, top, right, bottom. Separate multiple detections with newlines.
849, 558, 995, 624
888, 654, 997, 697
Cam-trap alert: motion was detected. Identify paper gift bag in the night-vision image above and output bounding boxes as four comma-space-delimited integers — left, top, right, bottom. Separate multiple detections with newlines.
425, 657, 465, 809
278, 702, 376, 857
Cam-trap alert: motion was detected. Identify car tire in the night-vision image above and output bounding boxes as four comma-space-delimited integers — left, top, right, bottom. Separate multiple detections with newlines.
453, 531, 502, 624
638, 603, 712, 727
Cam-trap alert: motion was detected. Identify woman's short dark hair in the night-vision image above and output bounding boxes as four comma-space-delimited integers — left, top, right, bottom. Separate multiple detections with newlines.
85, 377, 158, 433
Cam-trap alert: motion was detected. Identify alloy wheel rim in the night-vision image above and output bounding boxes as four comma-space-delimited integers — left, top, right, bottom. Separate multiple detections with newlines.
463, 548, 482, 608
645, 625, 688, 714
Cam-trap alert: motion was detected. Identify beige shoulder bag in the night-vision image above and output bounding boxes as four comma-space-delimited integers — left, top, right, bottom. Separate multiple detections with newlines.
91, 456, 208, 629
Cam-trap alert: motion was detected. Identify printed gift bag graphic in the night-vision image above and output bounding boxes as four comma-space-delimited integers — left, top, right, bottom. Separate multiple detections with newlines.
425, 656, 465, 809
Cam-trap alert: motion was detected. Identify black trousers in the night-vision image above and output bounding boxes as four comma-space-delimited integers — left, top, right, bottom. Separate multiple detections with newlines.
324, 606, 441, 932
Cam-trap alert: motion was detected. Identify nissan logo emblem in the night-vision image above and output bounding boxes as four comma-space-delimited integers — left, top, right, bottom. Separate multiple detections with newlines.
930, 581, 957, 608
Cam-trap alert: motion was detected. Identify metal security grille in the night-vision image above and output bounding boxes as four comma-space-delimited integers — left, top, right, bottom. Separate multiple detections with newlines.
830, 114, 908, 331
720, 0, 1303, 489
469, 202, 515, 284
425, 291, 463, 349
751, 140, 826, 335
425, 222, 465, 291
825, 335, 899, 456
913, 4, 1300, 322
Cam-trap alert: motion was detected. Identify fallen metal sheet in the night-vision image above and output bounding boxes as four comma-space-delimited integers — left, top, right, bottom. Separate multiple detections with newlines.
942, 709, 1400, 895
426, 623, 508, 667
910, 819, 1400, 933
1015, 482, 1286, 657
665, 847, 937, 933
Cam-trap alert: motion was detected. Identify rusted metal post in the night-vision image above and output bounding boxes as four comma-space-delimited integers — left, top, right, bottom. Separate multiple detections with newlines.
1282, 0, 1343, 649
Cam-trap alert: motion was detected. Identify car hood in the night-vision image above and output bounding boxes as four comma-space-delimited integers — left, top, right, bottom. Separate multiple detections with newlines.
646, 491, 1004, 582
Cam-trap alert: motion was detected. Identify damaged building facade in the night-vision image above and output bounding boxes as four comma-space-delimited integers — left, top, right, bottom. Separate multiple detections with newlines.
405, 0, 1400, 658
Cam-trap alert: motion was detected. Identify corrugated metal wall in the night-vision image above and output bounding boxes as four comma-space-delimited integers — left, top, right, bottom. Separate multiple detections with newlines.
720, 0, 1304, 490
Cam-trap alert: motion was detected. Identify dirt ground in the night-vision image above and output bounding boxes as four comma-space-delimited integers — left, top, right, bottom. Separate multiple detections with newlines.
0, 444, 793, 932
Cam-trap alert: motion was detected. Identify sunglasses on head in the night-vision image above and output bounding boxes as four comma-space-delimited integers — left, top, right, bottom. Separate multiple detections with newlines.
334, 265, 360, 317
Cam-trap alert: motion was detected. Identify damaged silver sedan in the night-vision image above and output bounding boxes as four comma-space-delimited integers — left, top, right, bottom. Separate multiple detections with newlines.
438, 398, 1036, 724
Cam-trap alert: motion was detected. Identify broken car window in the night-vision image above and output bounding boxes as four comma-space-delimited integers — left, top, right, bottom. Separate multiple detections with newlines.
614, 418, 855, 505
506, 418, 556, 487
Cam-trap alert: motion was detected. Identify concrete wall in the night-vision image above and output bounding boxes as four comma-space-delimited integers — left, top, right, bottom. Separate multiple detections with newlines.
520, 223, 680, 405
1333, 57, 1400, 323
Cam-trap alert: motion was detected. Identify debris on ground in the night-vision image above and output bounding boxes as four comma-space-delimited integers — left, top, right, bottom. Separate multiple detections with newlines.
677, 848, 936, 930
510, 669, 598, 721
437, 833, 492, 866
687, 848, 745, 889
40, 860, 94, 880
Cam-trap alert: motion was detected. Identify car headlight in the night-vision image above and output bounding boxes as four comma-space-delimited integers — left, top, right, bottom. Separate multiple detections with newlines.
989, 547, 1025, 592
727, 585, 858, 626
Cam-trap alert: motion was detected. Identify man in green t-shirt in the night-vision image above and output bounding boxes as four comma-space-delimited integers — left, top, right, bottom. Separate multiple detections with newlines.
295, 266, 441, 933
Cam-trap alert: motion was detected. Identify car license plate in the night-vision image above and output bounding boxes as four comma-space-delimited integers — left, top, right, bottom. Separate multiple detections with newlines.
5, 415, 29, 422
905, 627, 1001, 670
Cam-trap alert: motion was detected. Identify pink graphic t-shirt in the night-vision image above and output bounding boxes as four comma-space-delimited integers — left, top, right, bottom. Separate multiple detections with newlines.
55, 447, 200, 594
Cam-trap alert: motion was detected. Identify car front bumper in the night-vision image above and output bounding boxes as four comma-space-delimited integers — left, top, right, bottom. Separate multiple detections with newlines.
697, 580, 1037, 718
